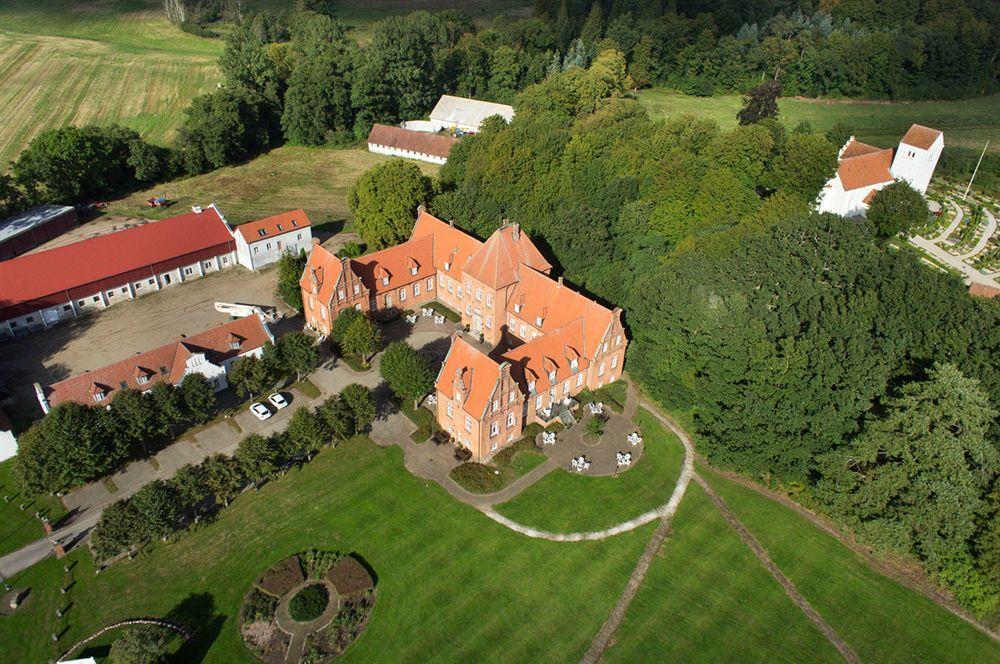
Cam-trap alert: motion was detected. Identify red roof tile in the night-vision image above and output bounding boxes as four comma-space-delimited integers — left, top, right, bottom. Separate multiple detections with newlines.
351, 235, 435, 295
464, 223, 552, 289
436, 334, 502, 417
411, 210, 483, 274
300, 244, 346, 305
837, 140, 894, 191
0, 206, 234, 315
367, 124, 457, 159
900, 124, 942, 150
46, 315, 271, 407
235, 209, 311, 242
969, 282, 1000, 299
502, 319, 589, 393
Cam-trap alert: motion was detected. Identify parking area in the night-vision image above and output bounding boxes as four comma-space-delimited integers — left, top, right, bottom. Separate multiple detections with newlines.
0, 265, 294, 420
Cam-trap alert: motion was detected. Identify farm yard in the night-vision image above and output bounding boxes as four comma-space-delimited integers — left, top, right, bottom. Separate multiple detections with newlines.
638, 89, 1000, 154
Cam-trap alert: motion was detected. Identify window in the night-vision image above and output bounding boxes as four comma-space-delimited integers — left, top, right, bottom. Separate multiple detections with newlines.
519, 324, 526, 338
603, 342, 608, 352
77, 300, 85, 307
457, 285, 462, 297
548, 369, 556, 382
320, 307, 327, 320
535, 394, 543, 409
297, 233, 302, 240
63, 305, 71, 312
448, 282, 454, 294
399, 288, 406, 302
25, 316, 34, 323
528, 380, 536, 393
485, 316, 492, 329
492, 399, 499, 412
476, 288, 482, 301
563, 380, 570, 394
466, 281, 472, 293
509, 392, 516, 404
577, 373, 583, 387
148, 279, 155, 285
382, 277, 390, 286
439, 275, 445, 287
135, 283, 142, 290
514, 303, 521, 313
93, 392, 105, 403
507, 412, 515, 427
414, 282, 420, 296
570, 358, 578, 371
535, 315, 544, 327
92, 296, 100, 303
184, 267, 193, 275
410, 266, 418, 276
137, 375, 149, 385
257, 228, 267, 237
466, 303, 472, 315
121, 287, 128, 294
615, 334, 621, 347
222, 256, 229, 264
253, 246, 259, 254
427, 277, 434, 290
491, 441, 498, 451
353, 284, 360, 295
611, 355, 618, 369
490, 422, 499, 437
598, 362, 605, 376
277, 224, 283, 231
447, 401, 453, 417
107, 291, 115, 298
384, 294, 393, 307
465, 415, 472, 432
338, 289, 345, 300
486, 294, 492, 307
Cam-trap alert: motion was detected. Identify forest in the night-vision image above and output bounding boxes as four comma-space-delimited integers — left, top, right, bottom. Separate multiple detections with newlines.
426, 54, 1000, 625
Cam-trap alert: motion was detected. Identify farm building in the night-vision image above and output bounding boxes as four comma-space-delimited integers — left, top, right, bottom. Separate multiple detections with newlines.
817, 124, 943, 217
0, 204, 78, 260
0, 204, 237, 338
233, 208, 313, 270
429, 95, 515, 133
35, 314, 273, 413
366, 124, 457, 164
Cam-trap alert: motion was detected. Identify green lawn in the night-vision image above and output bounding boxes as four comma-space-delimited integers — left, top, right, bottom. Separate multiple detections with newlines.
639, 89, 1000, 153
0, 436, 652, 662
605, 482, 841, 662
495, 408, 685, 532
0, 458, 66, 557
700, 469, 998, 663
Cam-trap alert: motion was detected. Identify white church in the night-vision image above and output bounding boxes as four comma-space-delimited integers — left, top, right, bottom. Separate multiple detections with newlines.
817, 124, 943, 218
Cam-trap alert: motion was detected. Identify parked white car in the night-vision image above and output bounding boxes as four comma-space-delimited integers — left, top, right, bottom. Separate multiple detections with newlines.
250, 402, 272, 421
268, 392, 289, 410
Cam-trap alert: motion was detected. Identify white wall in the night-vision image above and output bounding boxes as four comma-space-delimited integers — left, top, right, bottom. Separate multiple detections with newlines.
368, 143, 448, 165
891, 135, 943, 195
239, 229, 313, 270
0, 428, 16, 462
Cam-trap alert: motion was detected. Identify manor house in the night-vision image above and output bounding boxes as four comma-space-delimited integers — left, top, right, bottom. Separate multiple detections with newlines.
300, 210, 627, 461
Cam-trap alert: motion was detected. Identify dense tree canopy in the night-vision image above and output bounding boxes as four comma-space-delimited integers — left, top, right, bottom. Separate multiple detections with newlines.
867, 180, 929, 239
348, 159, 433, 249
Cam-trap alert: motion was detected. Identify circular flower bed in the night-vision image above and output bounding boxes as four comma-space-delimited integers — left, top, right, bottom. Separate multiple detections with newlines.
288, 584, 329, 622
240, 550, 377, 663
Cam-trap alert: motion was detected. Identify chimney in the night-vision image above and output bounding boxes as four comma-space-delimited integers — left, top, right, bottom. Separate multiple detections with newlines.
418, 204, 426, 215
449, 219, 455, 228
557, 276, 563, 286
312, 237, 321, 246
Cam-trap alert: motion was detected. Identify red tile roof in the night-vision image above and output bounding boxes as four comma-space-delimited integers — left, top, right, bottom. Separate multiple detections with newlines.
837, 140, 894, 191
300, 244, 346, 304
507, 268, 614, 358
0, 206, 234, 316
900, 124, 942, 150
436, 334, 502, 417
969, 282, 1000, 299
235, 209, 311, 242
411, 210, 483, 277
502, 319, 589, 394
45, 315, 271, 408
367, 124, 457, 159
463, 223, 552, 289
351, 235, 435, 295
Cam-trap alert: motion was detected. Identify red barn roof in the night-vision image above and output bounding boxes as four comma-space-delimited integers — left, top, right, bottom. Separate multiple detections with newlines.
367, 124, 457, 159
45, 315, 271, 408
0, 206, 234, 315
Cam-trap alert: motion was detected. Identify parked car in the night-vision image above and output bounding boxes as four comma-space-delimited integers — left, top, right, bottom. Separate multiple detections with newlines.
250, 402, 272, 421
268, 392, 289, 410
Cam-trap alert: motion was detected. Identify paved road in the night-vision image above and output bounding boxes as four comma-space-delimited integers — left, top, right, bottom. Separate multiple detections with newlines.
931, 198, 964, 242
909, 235, 1000, 288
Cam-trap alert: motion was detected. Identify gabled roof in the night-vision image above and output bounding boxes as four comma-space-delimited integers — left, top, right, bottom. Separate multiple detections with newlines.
502, 319, 589, 394
0, 205, 234, 313
411, 210, 483, 274
507, 268, 614, 359
900, 124, 942, 150
836, 139, 894, 191
436, 334, 502, 417
46, 315, 271, 408
235, 209, 311, 242
0, 204, 75, 244
299, 243, 345, 305
351, 235, 435, 295
367, 124, 457, 159
429, 95, 515, 130
463, 223, 552, 289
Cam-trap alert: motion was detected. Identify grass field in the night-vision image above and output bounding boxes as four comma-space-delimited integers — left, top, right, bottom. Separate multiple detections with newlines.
639, 89, 1000, 153
495, 408, 685, 532
102, 146, 439, 225
700, 469, 997, 662
0, 459, 66, 557
604, 482, 842, 662
0, 436, 652, 662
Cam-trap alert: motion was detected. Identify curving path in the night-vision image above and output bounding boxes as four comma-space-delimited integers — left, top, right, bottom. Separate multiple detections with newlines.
958, 206, 997, 260
931, 197, 964, 242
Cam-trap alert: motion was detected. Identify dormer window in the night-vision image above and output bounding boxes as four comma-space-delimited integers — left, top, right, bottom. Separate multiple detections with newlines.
527, 380, 536, 393
535, 315, 544, 327
410, 267, 418, 276
548, 369, 556, 382
93, 392, 106, 402
514, 303, 521, 313
229, 334, 244, 350
382, 277, 390, 286
570, 358, 579, 371
444, 262, 451, 271
137, 374, 149, 385
257, 229, 267, 237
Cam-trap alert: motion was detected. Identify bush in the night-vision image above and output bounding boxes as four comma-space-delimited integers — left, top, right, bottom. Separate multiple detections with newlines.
243, 588, 278, 625
586, 415, 605, 437
301, 549, 342, 579
288, 583, 329, 622
180, 21, 219, 38
449, 463, 505, 493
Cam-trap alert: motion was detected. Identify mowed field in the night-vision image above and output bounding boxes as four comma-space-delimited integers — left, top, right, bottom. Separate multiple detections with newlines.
0, 0, 224, 166
639, 89, 1000, 153
103, 146, 440, 225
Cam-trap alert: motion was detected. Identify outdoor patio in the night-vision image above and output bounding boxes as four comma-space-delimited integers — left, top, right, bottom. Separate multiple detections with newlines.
534, 387, 643, 477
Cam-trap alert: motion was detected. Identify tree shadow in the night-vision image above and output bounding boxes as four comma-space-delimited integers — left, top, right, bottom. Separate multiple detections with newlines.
348, 552, 378, 588
166, 592, 226, 663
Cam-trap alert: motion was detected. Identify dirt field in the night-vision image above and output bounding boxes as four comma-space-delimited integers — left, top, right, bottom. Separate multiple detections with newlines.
0, 266, 284, 420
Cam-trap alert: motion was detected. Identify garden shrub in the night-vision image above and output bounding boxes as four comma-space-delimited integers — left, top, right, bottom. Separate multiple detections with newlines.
449, 462, 504, 493
586, 415, 605, 437
243, 588, 278, 625
288, 584, 329, 622
301, 549, 342, 579
257, 556, 304, 596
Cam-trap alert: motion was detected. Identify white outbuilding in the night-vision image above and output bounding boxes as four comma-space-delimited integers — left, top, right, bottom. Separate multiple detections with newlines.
429, 95, 514, 133
232, 209, 314, 270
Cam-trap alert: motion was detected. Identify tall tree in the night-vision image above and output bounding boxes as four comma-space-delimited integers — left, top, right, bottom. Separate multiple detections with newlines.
339, 315, 382, 361
277, 332, 319, 381
236, 434, 279, 487
131, 480, 184, 541
227, 355, 274, 400
348, 160, 433, 249
340, 383, 376, 433
179, 374, 217, 423
867, 180, 928, 239
379, 341, 435, 407
202, 454, 245, 506
91, 499, 143, 561
737, 79, 781, 126
274, 250, 307, 311
175, 88, 278, 175
219, 27, 281, 96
